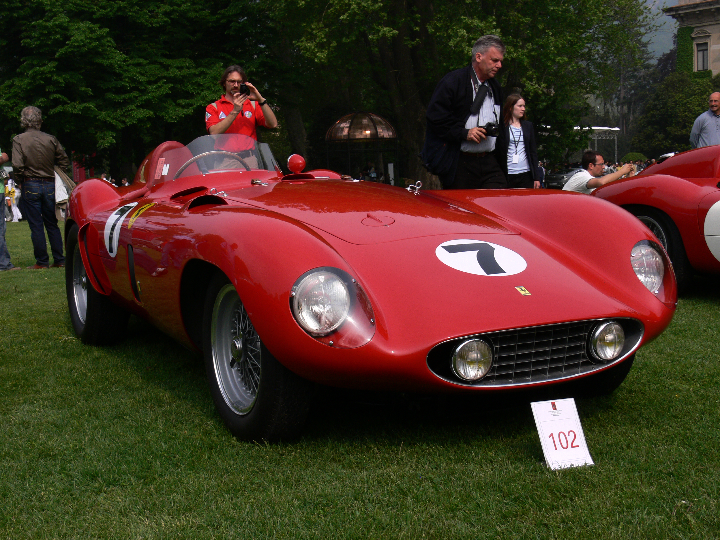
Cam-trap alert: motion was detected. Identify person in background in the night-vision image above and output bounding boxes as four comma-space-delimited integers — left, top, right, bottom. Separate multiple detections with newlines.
424, 35, 507, 189
537, 161, 546, 188
362, 162, 377, 181
562, 150, 633, 194
12, 106, 70, 269
206, 65, 277, 139
0, 151, 20, 271
690, 92, 720, 148
6, 173, 22, 222
495, 94, 540, 188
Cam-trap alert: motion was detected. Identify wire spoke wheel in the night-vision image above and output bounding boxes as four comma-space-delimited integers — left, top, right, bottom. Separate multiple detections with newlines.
631, 207, 692, 292
203, 274, 313, 441
71, 241, 89, 325
637, 215, 668, 251
65, 223, 128, 344
210, 284, 261, 415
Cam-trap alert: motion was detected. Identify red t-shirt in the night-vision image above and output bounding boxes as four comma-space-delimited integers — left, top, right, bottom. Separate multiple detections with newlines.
205, 95, 267, 140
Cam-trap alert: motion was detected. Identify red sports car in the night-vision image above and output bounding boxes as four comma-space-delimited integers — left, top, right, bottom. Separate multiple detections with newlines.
593, 146, 720, 291
65, 134, 676, 441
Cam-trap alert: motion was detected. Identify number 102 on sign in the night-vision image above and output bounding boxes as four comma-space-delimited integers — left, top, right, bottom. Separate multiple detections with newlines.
531, 398, 594, 470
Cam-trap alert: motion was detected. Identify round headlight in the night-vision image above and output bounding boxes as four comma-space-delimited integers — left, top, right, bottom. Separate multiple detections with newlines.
292, 270, 350, 336
452, 339, 493, 381
590, 322, 625, 362
631, 243, 664, 293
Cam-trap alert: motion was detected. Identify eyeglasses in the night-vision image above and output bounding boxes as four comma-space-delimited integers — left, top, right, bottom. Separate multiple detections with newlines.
594, 162, 605, 167
226, 79, 243, 86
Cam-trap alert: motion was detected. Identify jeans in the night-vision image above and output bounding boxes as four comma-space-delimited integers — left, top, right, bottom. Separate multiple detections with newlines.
20, 179, 64, 266
0, 205, 13, 269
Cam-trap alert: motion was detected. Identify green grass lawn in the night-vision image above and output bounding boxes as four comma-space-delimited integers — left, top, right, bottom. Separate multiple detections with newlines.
1, 220, 719, 538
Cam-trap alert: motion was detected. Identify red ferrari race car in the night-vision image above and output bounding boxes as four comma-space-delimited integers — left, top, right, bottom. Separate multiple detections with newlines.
593, 146, 720, 291
65, 134, 676, 441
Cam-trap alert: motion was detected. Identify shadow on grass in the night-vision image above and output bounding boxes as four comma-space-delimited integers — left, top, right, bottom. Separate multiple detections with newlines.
682, 273, 720, 301
100, 313, 629, 446
109, 315, 212, 411
302, 380, 622, 446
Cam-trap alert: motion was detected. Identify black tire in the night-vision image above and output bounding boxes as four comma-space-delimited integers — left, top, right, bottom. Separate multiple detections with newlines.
66, 223, 129, 344
585, 354, 635, 397
203, 273, 312, 441
630, 207, 692, 292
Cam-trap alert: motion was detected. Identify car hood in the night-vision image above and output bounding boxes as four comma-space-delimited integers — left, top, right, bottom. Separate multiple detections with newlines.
234, 180, 516, 244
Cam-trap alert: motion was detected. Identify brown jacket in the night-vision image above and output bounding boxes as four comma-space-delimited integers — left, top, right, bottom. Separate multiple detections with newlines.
12, 128, 70, 179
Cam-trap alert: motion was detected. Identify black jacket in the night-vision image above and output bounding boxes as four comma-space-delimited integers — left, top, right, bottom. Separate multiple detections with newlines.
425, 65, 502, 187
494, 120, 539, 180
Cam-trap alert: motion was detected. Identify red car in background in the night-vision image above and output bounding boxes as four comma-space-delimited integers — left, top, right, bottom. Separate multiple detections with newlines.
593, 146, 720, 291
65, 134, 676, 441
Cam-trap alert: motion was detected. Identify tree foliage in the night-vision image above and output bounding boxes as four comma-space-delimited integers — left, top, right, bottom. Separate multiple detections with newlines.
0, 0, 231, 172
0, 0, 659, 177
632, 71, 720, 158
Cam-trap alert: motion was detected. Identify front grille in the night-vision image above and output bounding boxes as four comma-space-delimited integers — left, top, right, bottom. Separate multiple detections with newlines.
426, 319, 643, 387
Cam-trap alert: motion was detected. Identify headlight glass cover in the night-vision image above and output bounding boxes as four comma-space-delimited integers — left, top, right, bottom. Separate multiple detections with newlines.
292, 270, 350, 336
631, 242, 665, 293
590, 321, 625, 362
452, 339, 493, 381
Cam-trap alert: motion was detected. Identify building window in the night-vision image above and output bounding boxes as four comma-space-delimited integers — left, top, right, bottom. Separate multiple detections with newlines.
697, 42, 709, 71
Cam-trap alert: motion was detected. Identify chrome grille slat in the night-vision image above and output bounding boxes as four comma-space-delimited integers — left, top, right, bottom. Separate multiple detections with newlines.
426, 319, 644, 388
480, 322, 593, 385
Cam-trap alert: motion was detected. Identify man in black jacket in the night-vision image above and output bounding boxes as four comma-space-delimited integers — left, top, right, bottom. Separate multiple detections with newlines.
425, 35, 507, 189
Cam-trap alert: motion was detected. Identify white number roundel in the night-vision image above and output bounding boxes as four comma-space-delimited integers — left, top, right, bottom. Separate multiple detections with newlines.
704, 200, 720, 263
436, 239, 527, 276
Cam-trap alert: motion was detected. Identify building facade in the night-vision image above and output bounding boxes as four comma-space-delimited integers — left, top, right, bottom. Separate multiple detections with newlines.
665, 0, 720, 75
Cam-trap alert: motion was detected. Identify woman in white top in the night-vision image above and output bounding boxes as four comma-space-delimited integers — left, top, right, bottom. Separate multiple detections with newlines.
495, 94, 540, 189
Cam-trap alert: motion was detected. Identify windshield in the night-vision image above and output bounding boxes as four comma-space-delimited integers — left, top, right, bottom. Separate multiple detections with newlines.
160, 134, 279, 182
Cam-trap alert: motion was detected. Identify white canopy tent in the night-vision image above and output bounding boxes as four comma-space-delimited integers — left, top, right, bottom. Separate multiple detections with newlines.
575, 126, 620, 163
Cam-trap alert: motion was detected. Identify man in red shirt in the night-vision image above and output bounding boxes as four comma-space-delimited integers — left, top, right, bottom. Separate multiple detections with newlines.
205, 65, 277, 140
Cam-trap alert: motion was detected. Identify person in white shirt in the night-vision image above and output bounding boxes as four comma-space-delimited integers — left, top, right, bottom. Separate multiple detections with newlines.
563, 150, 633, 194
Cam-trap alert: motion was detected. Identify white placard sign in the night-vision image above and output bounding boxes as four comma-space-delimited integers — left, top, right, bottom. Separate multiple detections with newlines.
531, 398, 594, 470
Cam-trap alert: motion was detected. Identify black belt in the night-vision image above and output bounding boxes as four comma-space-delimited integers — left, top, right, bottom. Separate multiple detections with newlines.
460, 151, 490, 158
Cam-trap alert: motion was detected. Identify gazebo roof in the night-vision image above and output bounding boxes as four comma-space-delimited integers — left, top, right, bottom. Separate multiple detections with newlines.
325, 112, 397, 141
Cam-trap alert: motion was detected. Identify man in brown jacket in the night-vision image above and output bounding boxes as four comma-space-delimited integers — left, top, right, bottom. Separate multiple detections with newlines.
12, 106, 70, 269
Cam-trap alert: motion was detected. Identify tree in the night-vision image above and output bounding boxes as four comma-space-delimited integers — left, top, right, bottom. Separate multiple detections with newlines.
0, 0, 231, 174
632, 71, 720, 158
0, 0, 661, 179
261, 0, 659, 176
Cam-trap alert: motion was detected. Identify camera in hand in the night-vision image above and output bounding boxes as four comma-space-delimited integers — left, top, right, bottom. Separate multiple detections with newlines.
240, 83, 249, 95
482, 122, 500, 137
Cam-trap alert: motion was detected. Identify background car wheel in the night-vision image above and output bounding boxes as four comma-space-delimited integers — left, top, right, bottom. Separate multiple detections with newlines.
203, 273, 312, 441
66, 223, 129, 345
630, 207, 692, 292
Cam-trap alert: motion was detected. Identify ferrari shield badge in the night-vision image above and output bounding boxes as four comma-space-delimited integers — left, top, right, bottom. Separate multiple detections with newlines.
436, 240, 527, 276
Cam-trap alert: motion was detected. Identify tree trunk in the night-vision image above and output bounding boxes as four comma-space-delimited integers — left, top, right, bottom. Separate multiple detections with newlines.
374, 3, 431, 186
282, 105, 307, 157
